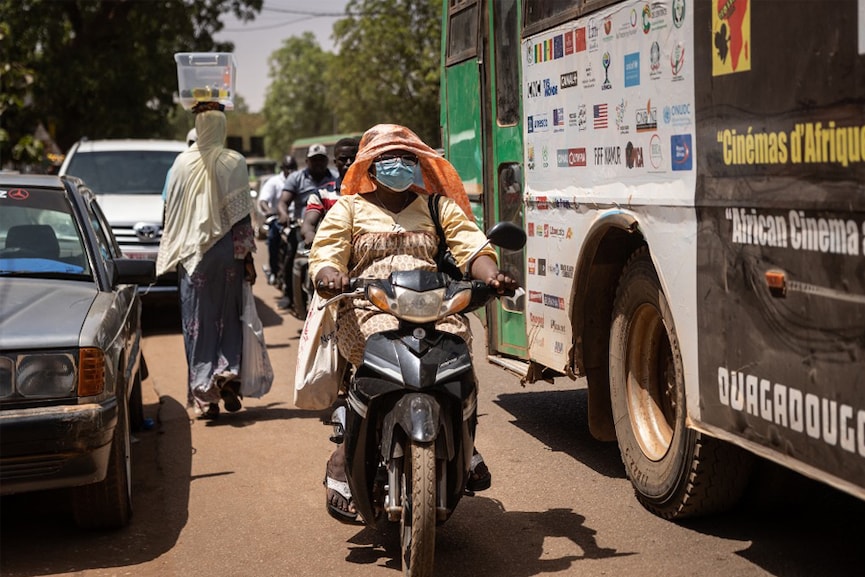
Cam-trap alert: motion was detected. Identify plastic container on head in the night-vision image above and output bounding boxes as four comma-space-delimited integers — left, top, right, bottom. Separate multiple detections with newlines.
174, 52, 236, 111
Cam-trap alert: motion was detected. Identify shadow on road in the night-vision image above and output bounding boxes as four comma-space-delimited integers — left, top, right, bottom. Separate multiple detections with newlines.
494, 388, 624, 479
340, 496, 633, 575
198, 403, 333, 428
683, 459, 865, 577
0, 396, 192, 577
496, 386, 865, 577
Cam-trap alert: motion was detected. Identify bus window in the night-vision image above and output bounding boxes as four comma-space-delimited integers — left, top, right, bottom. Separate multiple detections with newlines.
446, 0, 478, 65
494, 0, 520, 125
524, 0, 578, 29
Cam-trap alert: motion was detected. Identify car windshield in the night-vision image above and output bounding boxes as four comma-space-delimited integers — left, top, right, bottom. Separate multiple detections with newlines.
0, 190, 93, 280
64, 150, 180, 194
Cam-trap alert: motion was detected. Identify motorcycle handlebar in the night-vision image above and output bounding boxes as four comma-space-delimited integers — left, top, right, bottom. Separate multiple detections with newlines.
316, 277, 515, 311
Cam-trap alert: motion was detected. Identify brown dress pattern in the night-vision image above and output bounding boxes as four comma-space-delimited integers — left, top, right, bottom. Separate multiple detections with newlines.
336, 230, 471, 366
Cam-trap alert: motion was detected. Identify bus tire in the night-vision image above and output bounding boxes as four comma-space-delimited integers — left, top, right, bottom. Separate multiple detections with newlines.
609, 247, 752, 519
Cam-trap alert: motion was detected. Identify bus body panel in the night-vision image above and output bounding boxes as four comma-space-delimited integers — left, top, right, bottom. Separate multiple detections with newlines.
441, 59, 485, 225
693, 1, 865, 492
442, 0, 865, 505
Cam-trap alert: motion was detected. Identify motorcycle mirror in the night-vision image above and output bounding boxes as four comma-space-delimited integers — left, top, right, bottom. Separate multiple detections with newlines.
462, 221, 528, 276
486, 221, 526, 251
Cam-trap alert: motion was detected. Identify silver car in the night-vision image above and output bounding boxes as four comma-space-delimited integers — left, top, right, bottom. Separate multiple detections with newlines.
0, 174, 155, 529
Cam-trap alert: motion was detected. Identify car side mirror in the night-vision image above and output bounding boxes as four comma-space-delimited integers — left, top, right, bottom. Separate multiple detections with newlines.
111, 258, 157, 286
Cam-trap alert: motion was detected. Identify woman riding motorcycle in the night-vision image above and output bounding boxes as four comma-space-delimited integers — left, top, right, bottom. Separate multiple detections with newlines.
309, 123, 518, 521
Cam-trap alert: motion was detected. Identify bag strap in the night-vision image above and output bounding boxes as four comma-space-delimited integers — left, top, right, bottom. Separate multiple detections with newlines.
427, 193, 447, 255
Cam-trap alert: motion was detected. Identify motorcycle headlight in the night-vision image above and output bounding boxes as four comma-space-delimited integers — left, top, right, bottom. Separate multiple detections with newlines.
367, 285, 472, 323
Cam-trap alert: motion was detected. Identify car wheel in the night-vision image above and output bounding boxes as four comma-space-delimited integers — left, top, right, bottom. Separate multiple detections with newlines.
72, 396, 133, 529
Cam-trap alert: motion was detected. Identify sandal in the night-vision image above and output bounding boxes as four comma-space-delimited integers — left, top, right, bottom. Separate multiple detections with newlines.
220, 380, 243, 413
466, 450, 492, 492
324, 473, 362, 524
196, 403, 220, 420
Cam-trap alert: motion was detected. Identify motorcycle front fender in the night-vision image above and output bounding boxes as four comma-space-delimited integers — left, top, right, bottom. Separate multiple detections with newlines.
381, 393, 443, 461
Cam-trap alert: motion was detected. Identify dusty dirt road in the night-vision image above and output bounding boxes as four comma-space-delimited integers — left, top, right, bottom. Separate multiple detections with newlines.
2, 251, 865, 577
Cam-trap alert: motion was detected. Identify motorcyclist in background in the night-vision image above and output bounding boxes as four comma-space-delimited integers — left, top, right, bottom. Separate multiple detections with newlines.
300, 138, 358, 247
276, 144, 337, 311
259, 155, 298, 285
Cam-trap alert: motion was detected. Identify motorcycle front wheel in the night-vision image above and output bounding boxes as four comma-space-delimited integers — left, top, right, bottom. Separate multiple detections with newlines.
401, 440, 436, 577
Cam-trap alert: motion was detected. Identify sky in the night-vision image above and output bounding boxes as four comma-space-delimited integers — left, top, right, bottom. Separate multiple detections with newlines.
214, 1, 350, 113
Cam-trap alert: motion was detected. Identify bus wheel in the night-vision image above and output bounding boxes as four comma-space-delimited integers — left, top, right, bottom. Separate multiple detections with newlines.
609, 247, 752, 519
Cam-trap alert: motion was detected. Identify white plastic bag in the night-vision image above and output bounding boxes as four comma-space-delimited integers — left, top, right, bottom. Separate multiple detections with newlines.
240, 282, 274, 398
294, 291, 344, 410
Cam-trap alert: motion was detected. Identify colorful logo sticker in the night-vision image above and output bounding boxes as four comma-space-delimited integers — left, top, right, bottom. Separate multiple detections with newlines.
712, 0, 751, 76
624, 52, 640, 87
672, 0, 686, 28
3, 188, 30, 200
671, 134, 693, 171
593, 103, 609, 129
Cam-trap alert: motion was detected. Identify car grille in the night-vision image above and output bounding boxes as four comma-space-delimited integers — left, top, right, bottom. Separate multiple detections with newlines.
0, 455, 68, 481
112, 225, 162, 245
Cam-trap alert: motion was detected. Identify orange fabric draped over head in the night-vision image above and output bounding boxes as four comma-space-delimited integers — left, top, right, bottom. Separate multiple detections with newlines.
338, 124, 473, 217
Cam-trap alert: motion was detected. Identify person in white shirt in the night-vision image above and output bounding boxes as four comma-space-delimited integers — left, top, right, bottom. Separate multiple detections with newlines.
259, 155, 298, 284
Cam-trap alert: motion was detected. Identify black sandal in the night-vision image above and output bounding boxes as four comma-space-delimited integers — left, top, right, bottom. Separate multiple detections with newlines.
220, 380, 243, 413
466, 450, 492, 492
197, 403, 220, 420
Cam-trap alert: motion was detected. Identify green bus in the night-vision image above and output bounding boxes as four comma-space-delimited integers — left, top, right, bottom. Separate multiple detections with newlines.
441, 0, 865, 519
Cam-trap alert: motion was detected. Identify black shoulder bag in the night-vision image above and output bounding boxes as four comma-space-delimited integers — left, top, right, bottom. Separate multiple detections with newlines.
427, 193, 464, 279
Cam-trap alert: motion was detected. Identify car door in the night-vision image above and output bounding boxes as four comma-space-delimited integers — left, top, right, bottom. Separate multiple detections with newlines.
85, 195, 143, 401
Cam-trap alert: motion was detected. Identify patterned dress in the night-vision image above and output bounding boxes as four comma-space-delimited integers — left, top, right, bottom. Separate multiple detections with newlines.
310, 193, 496, 367
179, 216, 255, 407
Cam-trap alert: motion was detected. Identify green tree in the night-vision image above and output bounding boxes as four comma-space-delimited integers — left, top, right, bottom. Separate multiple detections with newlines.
261, 33, 336, 158
328, 0, 442, 145
0, 0, 262, 167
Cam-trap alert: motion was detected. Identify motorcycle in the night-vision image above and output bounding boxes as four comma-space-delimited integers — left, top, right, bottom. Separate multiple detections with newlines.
290, 244, 314, 320
322, 221, 526, 577
262, 214, 301, 300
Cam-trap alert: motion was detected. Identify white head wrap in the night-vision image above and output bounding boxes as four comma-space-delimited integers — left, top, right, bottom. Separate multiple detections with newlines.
156, 110, 251, 276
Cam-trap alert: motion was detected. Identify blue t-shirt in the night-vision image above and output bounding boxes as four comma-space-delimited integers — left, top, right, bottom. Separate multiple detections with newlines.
281, 168, 338, 218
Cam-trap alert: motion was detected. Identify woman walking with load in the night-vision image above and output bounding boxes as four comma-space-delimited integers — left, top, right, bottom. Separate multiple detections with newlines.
157, 103, 257, 420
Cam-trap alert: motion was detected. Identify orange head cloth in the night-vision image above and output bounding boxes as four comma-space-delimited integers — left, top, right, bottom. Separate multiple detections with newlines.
338, 123, 473, 217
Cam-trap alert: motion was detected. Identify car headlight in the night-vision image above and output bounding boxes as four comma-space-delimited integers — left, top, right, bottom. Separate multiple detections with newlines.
0, 348, 105, 399
0, 357, 13, 398
17, 353, 78, 398
367, 285, 472, 323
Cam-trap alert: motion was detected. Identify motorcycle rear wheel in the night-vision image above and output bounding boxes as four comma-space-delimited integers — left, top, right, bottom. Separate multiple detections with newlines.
401, 440, 436, 577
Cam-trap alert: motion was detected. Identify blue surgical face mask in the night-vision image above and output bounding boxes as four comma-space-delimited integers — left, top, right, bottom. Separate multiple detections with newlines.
374, 158, 415, 192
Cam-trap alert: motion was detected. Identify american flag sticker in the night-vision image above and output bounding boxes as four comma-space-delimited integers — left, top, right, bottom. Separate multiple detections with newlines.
593, 103, 608, 129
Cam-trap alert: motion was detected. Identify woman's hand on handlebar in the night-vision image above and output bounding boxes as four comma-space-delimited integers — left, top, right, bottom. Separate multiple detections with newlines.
314, 266, 350, 297
470, 255, 519, 295
485, 270, 519, 295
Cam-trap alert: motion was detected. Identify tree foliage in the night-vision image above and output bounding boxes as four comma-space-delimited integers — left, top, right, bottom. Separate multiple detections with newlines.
329, 0, 442, 145
261, 33, 335, 158
0, 0, 262, 167
2, 0, 447, 168
261, 0, 443, 154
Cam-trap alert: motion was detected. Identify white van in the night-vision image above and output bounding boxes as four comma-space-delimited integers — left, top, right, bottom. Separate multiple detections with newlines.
59, 138, 187, 298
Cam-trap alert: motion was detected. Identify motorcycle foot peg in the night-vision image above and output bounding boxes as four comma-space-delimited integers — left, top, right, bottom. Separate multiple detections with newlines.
329, 406, 346, 444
